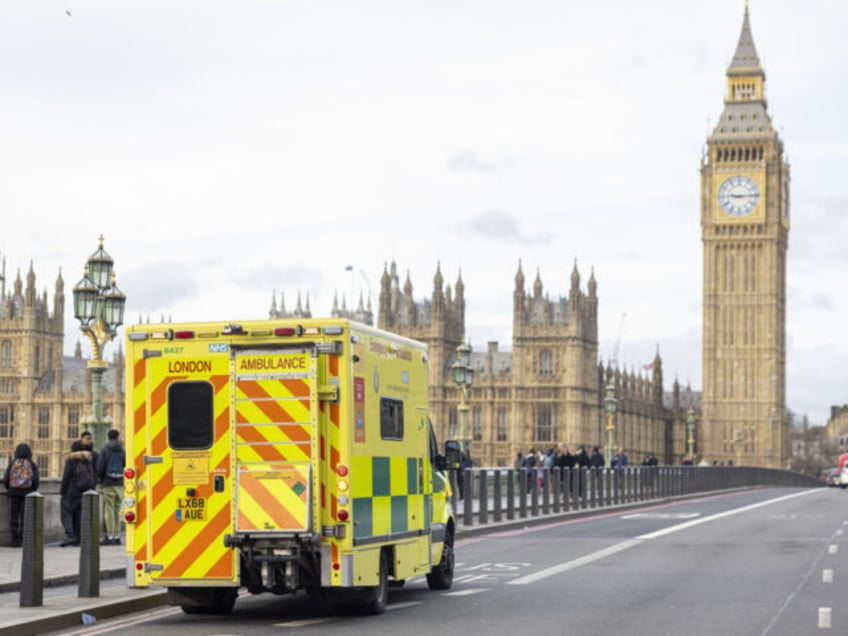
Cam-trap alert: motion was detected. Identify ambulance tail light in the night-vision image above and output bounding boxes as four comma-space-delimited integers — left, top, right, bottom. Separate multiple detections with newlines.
174, 330, 195, 339
125, 511, 136, 523
337, 509, 349, 522
275, 327, 297, 337
336, 465, 348, 477
124, 468, 135, 479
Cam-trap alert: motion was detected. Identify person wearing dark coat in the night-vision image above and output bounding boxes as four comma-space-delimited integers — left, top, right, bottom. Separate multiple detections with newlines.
59, 432, 98, 546
3, 443, 39, 547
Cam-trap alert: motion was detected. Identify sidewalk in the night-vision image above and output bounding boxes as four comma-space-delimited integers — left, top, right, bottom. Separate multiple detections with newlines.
0, 541, 166, 635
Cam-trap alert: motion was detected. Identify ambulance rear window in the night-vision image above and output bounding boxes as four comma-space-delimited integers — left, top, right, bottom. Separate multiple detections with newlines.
380, 398, 404, 441
168, 381, 214, 450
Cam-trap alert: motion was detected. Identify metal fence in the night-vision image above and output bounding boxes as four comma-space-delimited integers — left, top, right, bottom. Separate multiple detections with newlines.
450, 466, 822, 527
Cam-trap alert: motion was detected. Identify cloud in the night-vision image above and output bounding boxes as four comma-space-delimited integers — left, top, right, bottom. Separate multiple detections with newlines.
463, 210, 553, 246
447, 150, 512, 175
116, 260, 198, 316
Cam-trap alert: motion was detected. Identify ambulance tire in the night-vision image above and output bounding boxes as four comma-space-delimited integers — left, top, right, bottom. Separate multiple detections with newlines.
333, 550, 389, 616
359, 550, 389, 615
426, 527, 455, 590
179, 588, 237, 615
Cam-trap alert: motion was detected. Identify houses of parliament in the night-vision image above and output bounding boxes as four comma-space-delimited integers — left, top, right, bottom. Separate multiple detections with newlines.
1, 5, 792, 476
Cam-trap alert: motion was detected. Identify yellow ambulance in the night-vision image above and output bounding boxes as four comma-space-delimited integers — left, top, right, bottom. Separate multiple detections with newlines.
123, 318, 458, 614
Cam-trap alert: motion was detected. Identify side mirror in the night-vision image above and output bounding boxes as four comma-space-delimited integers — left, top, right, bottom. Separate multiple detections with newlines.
434, 455, 447, 471
444, 440, 461, 470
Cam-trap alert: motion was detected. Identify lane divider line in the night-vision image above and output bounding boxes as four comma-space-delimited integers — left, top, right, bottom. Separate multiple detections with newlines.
509, 489, 817, 586
822, 569, 833, 584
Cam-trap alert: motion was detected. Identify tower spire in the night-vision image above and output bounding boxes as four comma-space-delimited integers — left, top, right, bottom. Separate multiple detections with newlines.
729, 2, 761, 71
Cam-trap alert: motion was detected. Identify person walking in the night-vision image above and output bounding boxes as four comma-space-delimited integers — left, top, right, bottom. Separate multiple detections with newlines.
59, 431, 97, 546
3, 443, 39, 546
97, 429, 125, 545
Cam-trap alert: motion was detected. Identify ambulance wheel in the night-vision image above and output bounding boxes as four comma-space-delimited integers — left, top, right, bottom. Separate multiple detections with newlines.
179, 588, 237, 615
360, 550, 389, 615
209, 588, 238, 614
426, 527, 455, 590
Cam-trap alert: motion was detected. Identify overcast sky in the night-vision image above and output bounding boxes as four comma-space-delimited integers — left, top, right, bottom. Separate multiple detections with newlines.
1, 1, 846, 426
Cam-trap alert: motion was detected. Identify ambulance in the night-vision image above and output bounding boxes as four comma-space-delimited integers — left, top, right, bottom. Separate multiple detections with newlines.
123, 318, 459, 615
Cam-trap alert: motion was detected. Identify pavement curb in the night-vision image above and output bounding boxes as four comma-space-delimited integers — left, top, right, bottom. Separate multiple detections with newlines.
0, 568, 127, 595
0, 589, 167, 636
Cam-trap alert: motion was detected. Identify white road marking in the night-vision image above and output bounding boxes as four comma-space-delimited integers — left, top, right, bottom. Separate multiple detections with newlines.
836, 529, 844, 536
275, 618, 334, 628
387, 601, 423, 610
443, 588, 489, 596
621, 512, 700, 520
508, 539, 644, 585
823, 569, 833, 583
829, 544, 838, 554
818, 607, 832, 629
510, 489, 817, 585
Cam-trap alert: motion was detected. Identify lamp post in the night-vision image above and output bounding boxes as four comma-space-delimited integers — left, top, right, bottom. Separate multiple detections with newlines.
72, 236, 126, 450
603, 383, 617, 468
451, 342, 475, 455
686, 406, 696, 461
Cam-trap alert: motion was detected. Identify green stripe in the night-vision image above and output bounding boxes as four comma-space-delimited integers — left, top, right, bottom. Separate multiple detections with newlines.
391, 495, 408, 533
372, 457, 390, 496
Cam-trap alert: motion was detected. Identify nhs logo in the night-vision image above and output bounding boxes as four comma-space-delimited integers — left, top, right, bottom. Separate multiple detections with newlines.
209, 343, 229, 353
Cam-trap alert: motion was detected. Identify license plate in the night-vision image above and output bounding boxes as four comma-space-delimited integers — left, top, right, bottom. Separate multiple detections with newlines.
176, 497, 206, 521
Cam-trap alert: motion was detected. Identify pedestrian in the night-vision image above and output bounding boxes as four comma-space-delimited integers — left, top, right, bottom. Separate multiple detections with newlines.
458, 449, 473, 500
589, 446, 605, 470
96, 428, 125, 545
59, 431, 98, 546
523, 449, 537, 493
612, 447, 629, 468
573, 446, 589, 496
3, 443, 39, 546
555, 443, 575, 494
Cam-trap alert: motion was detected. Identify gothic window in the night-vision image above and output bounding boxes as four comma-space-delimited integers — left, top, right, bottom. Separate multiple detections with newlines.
539, 349, 553, 376
35, 455, 48, 475
67, 406, 80, 440
534, 404, 557, 442
0, 407, 13, 439
496, 407, 508, 442
0, 341, 11, 368
448, 407, 457, 440
472, 407, 482, 442
34, 345, 40, 374
37, 407, 50, 439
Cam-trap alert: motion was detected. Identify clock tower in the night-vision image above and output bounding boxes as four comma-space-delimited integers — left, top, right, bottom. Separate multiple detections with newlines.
700, 4, 790, 468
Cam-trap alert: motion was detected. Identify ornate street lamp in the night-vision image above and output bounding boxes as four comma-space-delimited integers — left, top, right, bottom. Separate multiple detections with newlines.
686, 406, 696, 462
451, 342, 474, 454
603, 383, 617, 468
72, 236, 126, 449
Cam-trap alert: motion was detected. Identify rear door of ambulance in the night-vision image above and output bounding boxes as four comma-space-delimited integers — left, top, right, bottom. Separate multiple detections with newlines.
136, 341, 237, 586
232, 347, 318, 538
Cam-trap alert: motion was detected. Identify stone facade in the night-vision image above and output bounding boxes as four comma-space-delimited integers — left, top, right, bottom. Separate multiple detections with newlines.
0, 261, 124, 478
700, 6, 791, 468
377, 261, 689, 467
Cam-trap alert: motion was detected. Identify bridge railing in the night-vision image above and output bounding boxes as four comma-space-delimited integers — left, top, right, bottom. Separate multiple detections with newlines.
450, 466, 821, 527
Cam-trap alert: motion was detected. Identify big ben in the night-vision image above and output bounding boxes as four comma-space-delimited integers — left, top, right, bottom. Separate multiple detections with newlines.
701, 3, 790, 468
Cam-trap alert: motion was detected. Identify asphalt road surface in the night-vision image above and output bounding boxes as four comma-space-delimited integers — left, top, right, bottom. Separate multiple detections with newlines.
56, 487, 848, 636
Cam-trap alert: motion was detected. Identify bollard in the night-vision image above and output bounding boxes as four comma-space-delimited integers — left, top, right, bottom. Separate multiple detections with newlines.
506, 469, 515, 520
551, 467, 561, 514
530, 472, 539, 517
78, 490, 101, 598
478, 470, 488, 525
562, 468, 571, 512
541, 468, 550, 515
462, 471, 473, 526
20, 492, 44, 608
519, 469, 528, 518
493, 470, 502, 522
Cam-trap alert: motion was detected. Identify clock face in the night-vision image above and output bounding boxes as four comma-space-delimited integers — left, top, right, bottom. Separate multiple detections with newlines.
718, 175, 760, 217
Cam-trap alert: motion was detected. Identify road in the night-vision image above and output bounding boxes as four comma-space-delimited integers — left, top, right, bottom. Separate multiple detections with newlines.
56, 487, 846, 636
